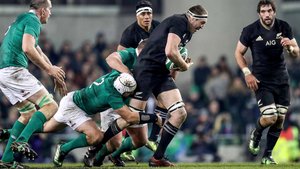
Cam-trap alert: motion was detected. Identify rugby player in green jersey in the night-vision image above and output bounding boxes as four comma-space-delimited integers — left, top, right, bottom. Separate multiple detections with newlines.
0, 0, 67, 168
43, 71, 161, 167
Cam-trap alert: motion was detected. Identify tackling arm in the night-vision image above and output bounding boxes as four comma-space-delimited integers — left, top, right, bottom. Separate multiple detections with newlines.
105, 52, 131, 74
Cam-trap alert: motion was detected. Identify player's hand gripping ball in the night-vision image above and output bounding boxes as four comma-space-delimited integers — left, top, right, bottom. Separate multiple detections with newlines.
165, 46, 188, 70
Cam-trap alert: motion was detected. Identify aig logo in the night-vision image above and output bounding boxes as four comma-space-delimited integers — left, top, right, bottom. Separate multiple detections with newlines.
265, 40, 276, 46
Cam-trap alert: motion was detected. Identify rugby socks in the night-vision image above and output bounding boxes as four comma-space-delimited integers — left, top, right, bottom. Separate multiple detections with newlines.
1, 121, 25, 162
254, 119, 267, 138
263, 126, 282, 157
100, 119, 122, 145
153, 121, 178, 159
16, 111, 46, 142
112, 137, 136, 158
148, 107, 168, 142
95, 144, 111, 162
61, 133, 89, 154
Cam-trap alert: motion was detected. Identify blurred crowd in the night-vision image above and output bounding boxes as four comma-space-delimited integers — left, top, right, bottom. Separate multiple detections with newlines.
1, 31, 300, 163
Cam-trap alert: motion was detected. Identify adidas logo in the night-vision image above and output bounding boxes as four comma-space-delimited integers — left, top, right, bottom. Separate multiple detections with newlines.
256, 36, 263, 41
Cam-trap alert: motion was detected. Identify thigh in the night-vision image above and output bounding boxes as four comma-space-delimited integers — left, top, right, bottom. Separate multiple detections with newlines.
255, 84, 275, 109
274, 84, 290, 107
157, 89, 183, 110
53, 92, 92, 130
76, 119, 100, 134
43, 117, 67, 133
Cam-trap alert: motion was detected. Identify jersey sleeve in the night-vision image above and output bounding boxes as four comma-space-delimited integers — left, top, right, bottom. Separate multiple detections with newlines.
283, 22, 293, 40
169, 17, 187, 39
24, 18, 40, 39
239, 27, 251, 47
117, 48, 135, 68
119, 28, 135, 48
108, 95, 126, 110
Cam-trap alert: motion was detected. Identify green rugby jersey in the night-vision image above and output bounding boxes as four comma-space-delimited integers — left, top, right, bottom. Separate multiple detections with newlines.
73, 47, 137, 115
0, 12, 41, 69
116, 47, 137, 72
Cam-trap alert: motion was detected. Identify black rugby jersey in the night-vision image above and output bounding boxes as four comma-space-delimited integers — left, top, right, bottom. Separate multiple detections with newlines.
239, 19, 293, 85
119, 20, 160, 48
135, 14, 193, 74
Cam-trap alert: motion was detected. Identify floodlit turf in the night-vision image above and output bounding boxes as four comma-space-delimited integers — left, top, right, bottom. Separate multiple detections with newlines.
26, 162, 300, 169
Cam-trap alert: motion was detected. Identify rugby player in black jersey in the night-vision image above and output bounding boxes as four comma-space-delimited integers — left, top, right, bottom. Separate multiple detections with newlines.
83, 1, 163, 167
116, 0, 163, 163
129, 4, 208, 167
235, 0, 299, 165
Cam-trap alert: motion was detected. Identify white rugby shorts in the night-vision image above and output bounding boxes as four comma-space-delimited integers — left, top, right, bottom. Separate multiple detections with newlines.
100, 108, 120, 132
0, 67, 45, 105
54, 92, 92, 130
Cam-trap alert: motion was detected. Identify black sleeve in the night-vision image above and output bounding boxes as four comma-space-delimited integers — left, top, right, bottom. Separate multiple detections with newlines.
119, 28, 135, 48
283, 22, 293, 40
168, 17, 187, 39
239, 27, 251, 47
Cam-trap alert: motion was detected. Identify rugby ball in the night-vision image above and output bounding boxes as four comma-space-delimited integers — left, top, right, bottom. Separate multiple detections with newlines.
165, 46, 188, 70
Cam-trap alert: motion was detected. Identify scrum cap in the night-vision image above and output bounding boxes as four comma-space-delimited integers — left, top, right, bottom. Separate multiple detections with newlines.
113, 73, 137, 95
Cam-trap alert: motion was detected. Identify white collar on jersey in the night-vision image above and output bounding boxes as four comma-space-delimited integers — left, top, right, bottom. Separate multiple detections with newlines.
29, 9, 36, 14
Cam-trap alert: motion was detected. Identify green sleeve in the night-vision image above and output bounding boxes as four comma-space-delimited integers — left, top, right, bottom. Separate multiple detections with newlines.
24, 19, 40, 39
108, 95, 126, 110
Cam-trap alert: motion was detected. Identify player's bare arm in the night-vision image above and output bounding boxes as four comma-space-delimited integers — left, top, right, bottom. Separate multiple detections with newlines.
114, 105, 162, 128
106, 52, 131, 74
117, 45, 126, 51
23, 33, 65, 84
235, 41, 260, 91
280, 37, 300, 58
36, 45, 68, 96
165, 33, 190, 71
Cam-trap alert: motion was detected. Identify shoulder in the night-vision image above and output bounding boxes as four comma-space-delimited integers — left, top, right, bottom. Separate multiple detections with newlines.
275, 19, 291, 29
152, 20, 160, 26
123, 22, 138, 33
242, 20, 259, 32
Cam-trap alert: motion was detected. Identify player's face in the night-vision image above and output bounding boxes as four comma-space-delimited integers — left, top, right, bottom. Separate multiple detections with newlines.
40, 0, 52, 24
137, 12, 152, 28
258, 4, 275, 27
189, 18, 207, 33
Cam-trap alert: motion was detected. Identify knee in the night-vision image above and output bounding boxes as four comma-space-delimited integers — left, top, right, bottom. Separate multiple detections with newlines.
109, 139, 122, 150
171, 108, 187, 122
38, 94, 58, 112
133, 137, 147, 148
86, 131, 103, 145
260, 105, 278, 126
18, 113, 32, 124
168, 101, 186, 121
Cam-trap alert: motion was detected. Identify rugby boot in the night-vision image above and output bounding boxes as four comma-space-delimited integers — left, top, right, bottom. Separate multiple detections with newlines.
11, 142, 38, 160
261, 155, 277, 165
149, 156, 175, 167
120, 151, 136, 162
145, 140, 158, 152
53, 144, 67, 167
248, 129, 261, 156
108, 154, 125, 167
83, 146, 99, 167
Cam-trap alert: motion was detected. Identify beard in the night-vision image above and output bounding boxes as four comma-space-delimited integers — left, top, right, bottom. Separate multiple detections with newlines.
262, 18, 273, 26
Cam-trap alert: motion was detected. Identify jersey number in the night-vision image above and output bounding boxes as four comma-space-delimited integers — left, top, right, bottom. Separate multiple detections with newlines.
89, 78, 104, 88
4, 26, 11, 36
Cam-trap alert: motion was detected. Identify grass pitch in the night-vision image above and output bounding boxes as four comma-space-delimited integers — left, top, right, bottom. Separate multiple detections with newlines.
26, 162, 300, 169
